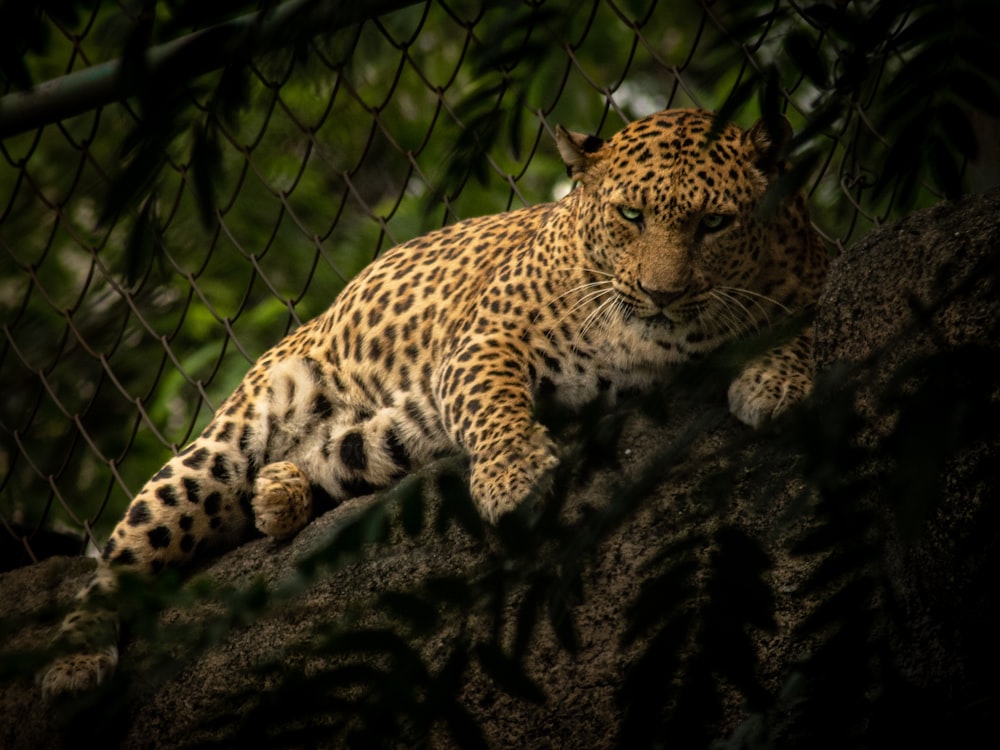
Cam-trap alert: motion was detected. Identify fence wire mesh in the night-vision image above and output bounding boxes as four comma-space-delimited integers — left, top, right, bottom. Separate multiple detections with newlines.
0, 0, 988, 568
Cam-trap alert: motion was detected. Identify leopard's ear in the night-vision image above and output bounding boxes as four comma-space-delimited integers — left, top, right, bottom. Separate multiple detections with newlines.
745, 115, 792, 176
555, 125, 605, 182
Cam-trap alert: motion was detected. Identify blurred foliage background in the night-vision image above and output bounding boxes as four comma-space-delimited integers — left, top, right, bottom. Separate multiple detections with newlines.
2, 0, 997, 558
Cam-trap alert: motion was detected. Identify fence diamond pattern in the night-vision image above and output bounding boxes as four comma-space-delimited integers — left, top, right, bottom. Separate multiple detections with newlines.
0, 0, 922, 566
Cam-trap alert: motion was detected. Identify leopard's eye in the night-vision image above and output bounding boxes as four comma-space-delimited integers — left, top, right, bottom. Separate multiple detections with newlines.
618, 206, 643, 224
700, 213, 733, 233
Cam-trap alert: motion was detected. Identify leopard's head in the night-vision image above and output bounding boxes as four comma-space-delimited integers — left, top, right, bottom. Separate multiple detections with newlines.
556, 108, 810, 351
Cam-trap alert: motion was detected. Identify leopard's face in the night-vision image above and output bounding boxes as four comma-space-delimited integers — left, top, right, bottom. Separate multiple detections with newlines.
559, 109, 798, 350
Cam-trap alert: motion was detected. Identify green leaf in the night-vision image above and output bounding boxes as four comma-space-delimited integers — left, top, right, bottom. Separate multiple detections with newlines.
833, 50, 870, 93
927, 133, 964, 199
950, 69, 1000, 116
956, 32, 1000, 79
435, 470, 485, 541
713, 76, 757, 138
757, 149, 821, 217
801, 3, 840, 31
886, 47, 946, 112
784, 30, 829, 88
507, 91, 526, 161
889, 7, 949, 53
802, 2, 858, 40
190, 120, 223, 228
758, 66, 783, 131
872, 125, 923, 207
793, 99, 843, 143
123, 196, 159, 286
394, 474, 425, 537
723, 7, 785, 44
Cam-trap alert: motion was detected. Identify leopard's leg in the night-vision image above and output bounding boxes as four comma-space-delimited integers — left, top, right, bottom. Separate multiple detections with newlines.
435, 339, 559, 523
37, 563, 120, 697
728, 325, 816, 428
39, 357, 345, 697
38, 427, 258, 698
244, 360, 436, 539
268, 396, 453, 523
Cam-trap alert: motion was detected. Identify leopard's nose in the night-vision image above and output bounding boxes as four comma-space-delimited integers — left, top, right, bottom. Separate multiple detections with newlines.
638, 282, 688, 309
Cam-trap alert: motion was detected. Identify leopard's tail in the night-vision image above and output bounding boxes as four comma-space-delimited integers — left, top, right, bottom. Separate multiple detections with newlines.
38, 412, 263, 698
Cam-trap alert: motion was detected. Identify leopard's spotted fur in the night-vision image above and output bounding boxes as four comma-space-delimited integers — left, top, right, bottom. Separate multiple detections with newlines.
39, 108, 828, 697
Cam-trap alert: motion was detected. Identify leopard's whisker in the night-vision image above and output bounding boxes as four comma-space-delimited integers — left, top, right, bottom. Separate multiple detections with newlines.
567, 285, 617, 313
569, 291, 618, 333
714, 288, 769, 329
534, 280, 615, 329
720, 293, 757, 336
703, 291, 737, 336
600, 297, 622, 333
580, 297, 609, 337
539, 280, 614, 313
607, 296, 632, 325
551, 284, 617, 332
717, 286, 792, 317
547, 269, 621, 333
581, 292, 620, 337
702, 299, 741, 341
709, 289, 760, 335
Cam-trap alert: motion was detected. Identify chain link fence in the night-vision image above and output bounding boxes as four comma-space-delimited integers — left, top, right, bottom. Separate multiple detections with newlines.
0, 0, 990, 568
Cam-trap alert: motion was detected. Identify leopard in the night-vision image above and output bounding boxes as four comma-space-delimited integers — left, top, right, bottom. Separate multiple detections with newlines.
38, 108, 828, 698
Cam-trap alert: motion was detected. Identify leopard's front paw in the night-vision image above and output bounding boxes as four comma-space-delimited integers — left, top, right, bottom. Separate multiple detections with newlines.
728, 360, 812, 428
470, 425, 559, 524
38, 646, 118, 699
253, 461, 312, 540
